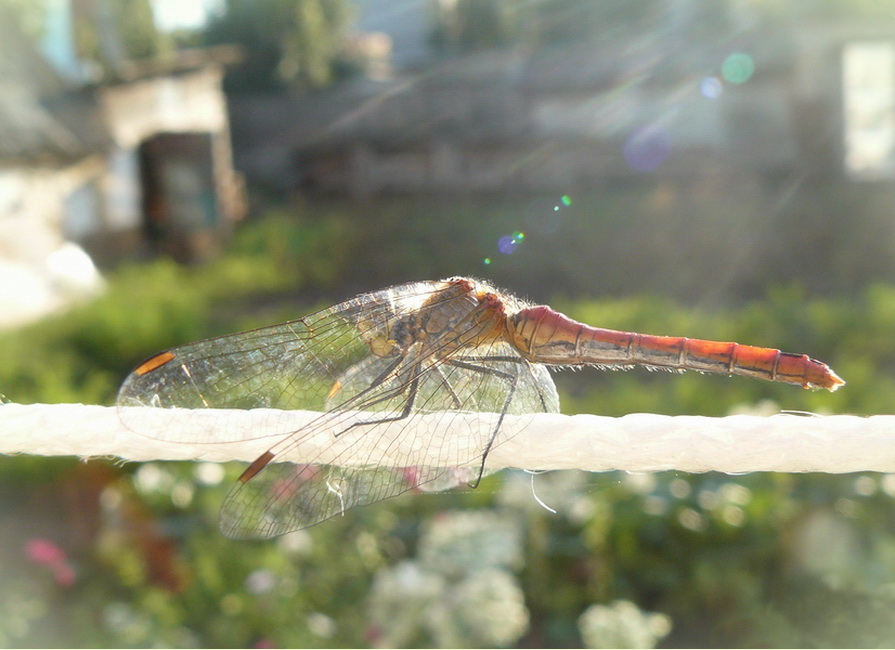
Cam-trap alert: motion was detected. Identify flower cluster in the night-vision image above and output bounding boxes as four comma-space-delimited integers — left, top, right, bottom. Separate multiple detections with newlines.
368, 510, 528, 647
578, 599, 672, 649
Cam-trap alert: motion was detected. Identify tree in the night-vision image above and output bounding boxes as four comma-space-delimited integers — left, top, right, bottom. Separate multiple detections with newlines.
72, 0, 169, 72
203, 0, 353, 91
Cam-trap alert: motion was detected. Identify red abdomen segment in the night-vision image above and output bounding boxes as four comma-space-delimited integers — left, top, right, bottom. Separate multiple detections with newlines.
507, 306, 845, 391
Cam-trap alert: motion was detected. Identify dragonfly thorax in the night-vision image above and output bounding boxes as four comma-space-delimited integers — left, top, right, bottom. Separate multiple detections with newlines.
416, 280, 508, 358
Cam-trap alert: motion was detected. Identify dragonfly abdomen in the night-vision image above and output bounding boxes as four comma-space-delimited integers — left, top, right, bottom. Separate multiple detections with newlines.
507, 305, 844, 391
627, 334, 844, 391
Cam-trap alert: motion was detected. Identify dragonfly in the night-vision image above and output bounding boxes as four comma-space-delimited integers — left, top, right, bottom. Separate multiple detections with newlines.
118, 277, 844, 539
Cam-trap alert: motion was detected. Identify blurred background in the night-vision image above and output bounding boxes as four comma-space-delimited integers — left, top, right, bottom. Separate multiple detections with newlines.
1, 0, 895, 646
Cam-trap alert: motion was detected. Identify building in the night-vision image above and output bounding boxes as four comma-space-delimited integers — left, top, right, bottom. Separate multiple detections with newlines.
0, 12, 243, 327
229, 2, 895, 195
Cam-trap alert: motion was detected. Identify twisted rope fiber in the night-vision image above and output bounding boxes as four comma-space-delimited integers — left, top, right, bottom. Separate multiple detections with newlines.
1, 404, 893, 473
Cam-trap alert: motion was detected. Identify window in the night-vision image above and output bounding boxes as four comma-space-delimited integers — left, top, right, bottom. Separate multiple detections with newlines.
843, 41, 895, 180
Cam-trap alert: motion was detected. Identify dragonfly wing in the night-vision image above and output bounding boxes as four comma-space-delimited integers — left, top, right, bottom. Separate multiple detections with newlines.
435, 345, 561, 416
222, 460, 506, 538
316, 340, 559, 469
221, 463, 406, 538
117, 277, 562, 538
222, 463, 506, 538
412, 466, 500, 493
116, 281, 449, 443
219, 342, 560, 538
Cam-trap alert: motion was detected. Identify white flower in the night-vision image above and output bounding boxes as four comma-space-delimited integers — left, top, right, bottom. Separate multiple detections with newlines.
368, 561, 445, 648
427, 567, 529, 648
368, 509, 531, 648
418, 511, 523, 577
578, 600, 672, 649
244, 569, 277, 595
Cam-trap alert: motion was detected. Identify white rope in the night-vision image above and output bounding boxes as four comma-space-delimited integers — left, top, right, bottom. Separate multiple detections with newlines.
1, 403, 893, 474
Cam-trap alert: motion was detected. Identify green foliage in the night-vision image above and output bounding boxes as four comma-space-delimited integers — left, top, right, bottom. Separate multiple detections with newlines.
0, 209, 893, 646
0, 214, 330, 405
72, 0, 171, 71
204, 0, 354, 90
109, 0, 168, 59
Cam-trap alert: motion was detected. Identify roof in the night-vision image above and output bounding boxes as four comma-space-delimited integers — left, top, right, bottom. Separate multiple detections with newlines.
0, 10, 109, 164
109, 45, 244, 83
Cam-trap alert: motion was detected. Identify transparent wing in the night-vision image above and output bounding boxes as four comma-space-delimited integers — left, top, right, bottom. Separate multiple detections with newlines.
220, 342, 560, 539
221, 463, 489, 539
117, 280, 448, 443
116, 278, 561, 539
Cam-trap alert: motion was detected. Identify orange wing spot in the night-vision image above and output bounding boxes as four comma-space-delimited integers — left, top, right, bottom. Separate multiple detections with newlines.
239, 451, 275, 483
134, 351, 176, 376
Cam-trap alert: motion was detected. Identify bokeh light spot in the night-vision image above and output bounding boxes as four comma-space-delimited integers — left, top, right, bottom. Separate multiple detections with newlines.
561, 195, 572, 207
497, 235, 518, 255
623, 125, 671, 172
483, 257, 491, 265
700, 76, 723, 98
722, 53, 755, 84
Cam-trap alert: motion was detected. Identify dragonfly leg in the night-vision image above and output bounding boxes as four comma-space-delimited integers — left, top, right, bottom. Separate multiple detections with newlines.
443, 358, 518, 488
325, 353, 418, 435
335, 363, 422, 435
431, 364, 464, 408
451, 354, 551, 411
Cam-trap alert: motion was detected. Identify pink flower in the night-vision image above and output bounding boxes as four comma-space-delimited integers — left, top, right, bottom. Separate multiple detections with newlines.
25, 538, 76, 587
25, 538, 67, 566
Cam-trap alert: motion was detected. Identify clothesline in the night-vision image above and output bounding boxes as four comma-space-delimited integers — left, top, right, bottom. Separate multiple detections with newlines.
1, 403, 893, 474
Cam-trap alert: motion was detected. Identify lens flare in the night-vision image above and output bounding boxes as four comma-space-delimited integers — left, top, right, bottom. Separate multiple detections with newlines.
722, 53, 755, 84
497, 235, 517, 255
700, 76, 723, 98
